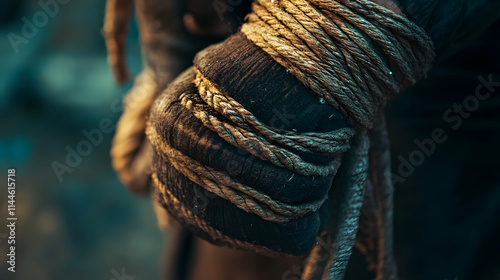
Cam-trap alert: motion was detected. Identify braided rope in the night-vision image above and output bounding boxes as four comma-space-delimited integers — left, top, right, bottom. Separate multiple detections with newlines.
111, 68, 156, 194
236, 1, 433, 279
321, 133, 369, 280
148, 0, 434, 278
241, 0, 434, 129
147, 123, 329, 223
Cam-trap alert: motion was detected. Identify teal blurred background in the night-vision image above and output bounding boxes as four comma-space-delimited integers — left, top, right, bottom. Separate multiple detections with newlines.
0, 1, 499, 280
0, 1, 162, 279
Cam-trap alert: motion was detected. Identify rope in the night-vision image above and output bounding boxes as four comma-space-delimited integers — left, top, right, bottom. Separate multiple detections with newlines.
151, 173, 292, 257
147, 0, 435, 279
302, 133, 369, 280
103, 0, 133, 84
321, 133, 369, 280
367, 112, 398, 280
239, 2, 433, 276
241, 0, 434, 130
147, 123, 329, 223
179, 69, 354, 177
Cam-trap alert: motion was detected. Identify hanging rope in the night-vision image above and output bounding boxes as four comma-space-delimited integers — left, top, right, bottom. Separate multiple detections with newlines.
111, 68, 157, 195
102, 0, 133, 85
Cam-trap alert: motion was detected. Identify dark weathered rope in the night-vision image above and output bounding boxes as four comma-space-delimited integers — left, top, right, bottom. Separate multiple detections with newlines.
178, 69, 353, 177
146, 0, 434, 279
367, 112, 398, 280
111, 68, 156, 194
193, 69, 355, 156
321, 133, 369, 280
152, 173, 291, 257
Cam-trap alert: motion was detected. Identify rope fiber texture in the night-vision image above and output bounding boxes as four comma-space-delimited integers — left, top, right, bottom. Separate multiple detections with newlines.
241, 0, 434, 130
182, 69, 354, 177
147, 123, 329, 223
147, 0, 435, 279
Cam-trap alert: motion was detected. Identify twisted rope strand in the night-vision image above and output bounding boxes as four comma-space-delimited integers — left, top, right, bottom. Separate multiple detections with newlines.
149, 1, 434, 278
179, 70, 350, 177
284, 0, 379, 107
152, 173, 294, 257
148, 123, 329, 223
242, 0, 434, 129
264, 0, 378, 118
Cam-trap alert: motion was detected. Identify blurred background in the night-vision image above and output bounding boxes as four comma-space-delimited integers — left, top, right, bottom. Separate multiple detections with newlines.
0, 1, 499, 280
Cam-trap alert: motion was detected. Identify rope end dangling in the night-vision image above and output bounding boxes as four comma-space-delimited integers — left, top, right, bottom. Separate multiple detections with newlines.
103, 0, 134, 85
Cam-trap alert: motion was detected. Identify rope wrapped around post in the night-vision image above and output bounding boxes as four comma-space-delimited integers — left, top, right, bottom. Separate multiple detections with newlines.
147, 0, 435, 279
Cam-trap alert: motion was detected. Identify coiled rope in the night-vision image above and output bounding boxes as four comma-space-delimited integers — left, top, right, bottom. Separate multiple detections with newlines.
148, 0, 435, 279
241, 0, 434, 130
147, 123, 330, 223
180, 69, 354, 177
